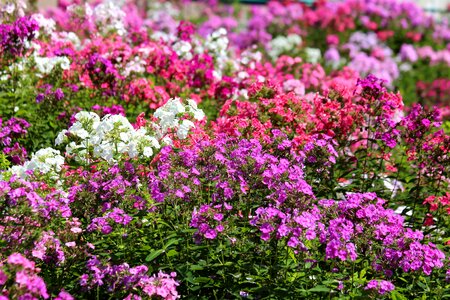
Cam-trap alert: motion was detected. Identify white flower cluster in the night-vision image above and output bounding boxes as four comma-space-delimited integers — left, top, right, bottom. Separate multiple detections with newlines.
239, 47, 262, 69
1, 0, 26, 19
153, 98, 205, 140
51, 32, 81, 50
172, 27, 229, 68
204, 28, 230, 79
33, 55, 71, 76
56, 112, 157, 164
147, 1, 179, 22
9, 148, 65, 179
32, 13, 56, 36
205, 28, 229, 59
305, 47, 322, 64
147, 2, 179, 42
56, 98, 205, 164
122, 56, 146, 76
0, 57, 29, 82
93, 0, 126, 36
268, 34, 302, 59
173, 41, 193, 60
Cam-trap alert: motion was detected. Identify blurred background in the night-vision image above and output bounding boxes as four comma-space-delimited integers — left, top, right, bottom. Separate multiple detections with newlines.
35, 0, 450, 20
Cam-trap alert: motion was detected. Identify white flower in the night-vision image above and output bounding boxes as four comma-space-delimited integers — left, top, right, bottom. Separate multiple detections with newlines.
128, 142, 138, 158
186, 99, 205, 121
154, 98, 186, 133
55, 130, 68, 146
4, 3, 15, 14
59, 57, 71, 70
237, 71, 249, 81
394, 206, 412, 216
34, 56, 53, 74
10, 165, 27, 178
93, 0, 126, 36
53, 98, 203, 164
33, 54, 71, 76
155, 98, 185, 116
382, 176, 404, 198
238, 89, 249, 99
204, 28, 229, 73
51, 32, 81, 49
75, 111, 100, 124
11, 147, 66, 179
268, 34, 302, 59
177, 120, 195, 139
305, 47, 322, 64
122, 56, 146, 76
143, 147, 153, 157
162, 136, 173, 146
173, 40, 193, 60
69, 124, 90, 140
147, 136, 160, 149
32, 14, 56, 35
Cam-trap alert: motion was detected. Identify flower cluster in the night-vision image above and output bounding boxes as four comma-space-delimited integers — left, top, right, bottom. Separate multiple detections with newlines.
81, 257, 179, 300
0, 253, 66, 299
56, 98, 204, 163
365, 280, 395, 295
87, 208, 133, 235
190, 203, 230, 242
0, 117, 29, 165
8, 147, 64, 180
0, 16, 38, 57
0, 0, 449, 299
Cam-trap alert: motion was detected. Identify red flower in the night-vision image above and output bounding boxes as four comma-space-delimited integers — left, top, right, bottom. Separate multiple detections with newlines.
135, 112, 147, 129
424, 214, 434, 226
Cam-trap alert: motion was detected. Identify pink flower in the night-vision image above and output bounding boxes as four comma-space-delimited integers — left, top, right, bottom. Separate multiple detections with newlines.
0, 270, 8, 285
204, 229, 217, 239
70, 227, 82, 233
135, 112, 147, 129
7, 253, 35, 270
65, 242, 76, 248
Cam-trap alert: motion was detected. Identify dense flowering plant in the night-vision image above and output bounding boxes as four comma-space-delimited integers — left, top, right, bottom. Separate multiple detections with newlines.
0, 0, 449, 299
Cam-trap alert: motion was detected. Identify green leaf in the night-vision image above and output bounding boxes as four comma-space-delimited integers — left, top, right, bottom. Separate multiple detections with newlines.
308, 285, 330, 293
193, 277, 212, 283
360, 268, 366, 279
164, 238, 180, 249
190, 265, 204, 271
287, 247, 297, 264
391, 290, 408, 300
145, 249, 164, 262
166, 249, 178, 257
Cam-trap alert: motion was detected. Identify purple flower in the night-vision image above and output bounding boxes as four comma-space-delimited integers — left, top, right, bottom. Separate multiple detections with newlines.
260, 223, 274, 234
0, 270, 8, 285
324, 47, 340, 63
204, 229, 217, 239
55, 290, 74, 300
240, 291, 249, 297
213, 213, 223, 221
54, 88, 65, 101
36, 93, 45, 103
0, 16, 39, 57
7, 253, 35, 270
365, 280, 395, 295
399, 44, 418, 62
101, 225, 113, 235
421, 118, 431, 128
287, 236, 299, 248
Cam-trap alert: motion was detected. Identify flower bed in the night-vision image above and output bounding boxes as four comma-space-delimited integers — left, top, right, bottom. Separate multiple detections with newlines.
1, 0, 450, 299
